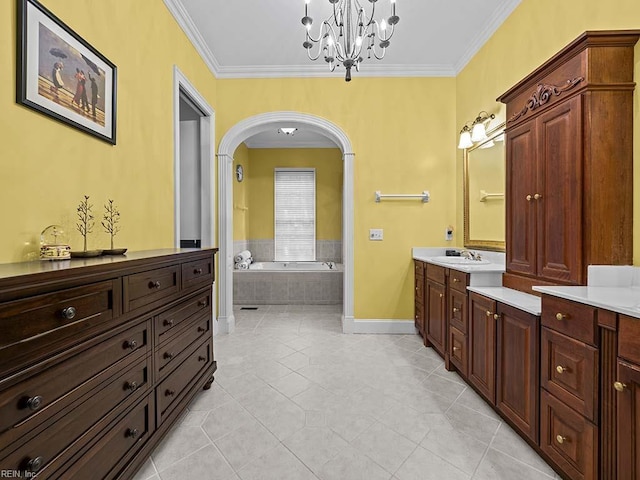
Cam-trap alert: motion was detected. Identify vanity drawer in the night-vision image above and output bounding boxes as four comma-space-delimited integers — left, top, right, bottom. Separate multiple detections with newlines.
156, 339, 212, 425
59, 393, 154, 480
124, 265, 179, 312
542, 296, 597, 346
618, 314, 640, 365
182, 258, 214, 290
155, 292, 211, 345
156, 315, 211, 379
0, 280, 118, 373
414, 261, 425, 277
449, 326, 467, 377
414, 276, 424, 303
426, 264, 446, 284
0, 357, 150, 474
540, 390, 598, 480
541, 327, 598, 421
0, 320, 149, 436
449, 288, 468, 333
449, 270, 469, 293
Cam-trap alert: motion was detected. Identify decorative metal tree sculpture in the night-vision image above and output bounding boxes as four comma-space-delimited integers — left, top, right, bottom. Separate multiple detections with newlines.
102, 199, 121, 250
76, 195, 94, 252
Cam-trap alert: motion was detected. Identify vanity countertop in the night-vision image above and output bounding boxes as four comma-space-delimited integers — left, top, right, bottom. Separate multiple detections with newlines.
533, 265, 640, 319
412, 247, 506, 274
467, 286, 541, 316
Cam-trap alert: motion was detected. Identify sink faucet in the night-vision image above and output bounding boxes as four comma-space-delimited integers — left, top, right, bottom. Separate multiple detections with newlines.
460, 250, 482, 261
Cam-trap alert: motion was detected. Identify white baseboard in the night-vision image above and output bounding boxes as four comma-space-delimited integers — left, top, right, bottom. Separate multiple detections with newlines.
216, 314, 236, 335
342, 315, 355, 334
351, 319, 417, 335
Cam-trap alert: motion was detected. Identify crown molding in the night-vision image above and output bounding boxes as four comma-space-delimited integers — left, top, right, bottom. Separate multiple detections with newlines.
243, 137, 338, 149
454, 0, 523, 74
163, 0, 221, 77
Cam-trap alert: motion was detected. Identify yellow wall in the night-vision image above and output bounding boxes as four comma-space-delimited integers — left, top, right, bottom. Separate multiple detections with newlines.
0, 0, 217, 261
456, 0, 640, 264
217, 78, 458, 319
233, 143, 250, 241
243, 148, 343, 241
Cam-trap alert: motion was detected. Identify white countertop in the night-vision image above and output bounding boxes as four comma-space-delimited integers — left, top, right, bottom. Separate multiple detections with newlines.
532, 265, 640, 319
467, 286, 542, 316
412, 247, 506, 274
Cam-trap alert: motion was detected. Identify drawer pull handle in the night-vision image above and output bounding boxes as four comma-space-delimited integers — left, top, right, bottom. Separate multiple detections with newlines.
194, 268, 203, 274
556, 435, 567, 445
198, 326, 206, 333
164, 319, 174, 327
164, 352, 174, 360
452, 278, 460, 283
452, 307, 459, 313
526, 195, 532, 202
486, 311, 492, 317
198, 356, 207, 362
165, 389, 175, 397
26, 395, 44, 411
149, 280, 161, 289
26, 456, 44, 472
614, 381, 627, 392
198, 300, 207, 307
556, 366, 567, 374
125, 340, 138, 350
452, 346, 460, 352
126, 428, 139, 438
439, 293, 443, 298
556, 313, 567, 321
125, 381, 138, 392
493, 314, 500, 320
61, 306, 77, 320
534, 193, 542, 200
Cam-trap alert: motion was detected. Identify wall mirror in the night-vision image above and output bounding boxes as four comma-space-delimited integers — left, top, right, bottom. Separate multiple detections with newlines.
463, 123, 506, 251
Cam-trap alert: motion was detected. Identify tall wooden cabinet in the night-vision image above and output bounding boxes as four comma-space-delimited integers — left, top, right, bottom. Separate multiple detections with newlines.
498, 31, 639, 293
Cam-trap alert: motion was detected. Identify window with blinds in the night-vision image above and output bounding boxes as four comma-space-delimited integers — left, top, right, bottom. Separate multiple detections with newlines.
274, 168, 316, 261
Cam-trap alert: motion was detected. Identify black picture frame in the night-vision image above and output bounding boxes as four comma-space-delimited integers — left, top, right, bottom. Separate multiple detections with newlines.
17, 0, 117, 144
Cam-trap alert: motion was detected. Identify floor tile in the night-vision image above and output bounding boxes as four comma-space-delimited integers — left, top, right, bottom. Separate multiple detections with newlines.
394, 446, 470, 480
201, 400, 256, 441
351, 421, 417, 473
376, 403, 433, 444
131, 458, 157, 480
489, 423, 557, 476
283, 426, 349, 473
214, 419, 280, 470
317, 445, 392, 480
420, 420, 488, 475
237, 443, 318, 480
269, 372, 313, 398
157, 445, 235, 480
278, 351, 311, 371
473, 448, 556, 480
151, 424, 212, 472
445, 402, 501, 444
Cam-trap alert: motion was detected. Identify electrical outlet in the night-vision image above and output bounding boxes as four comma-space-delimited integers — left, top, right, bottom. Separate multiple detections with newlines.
369, 229, 383, 241
445, 226, 454, 241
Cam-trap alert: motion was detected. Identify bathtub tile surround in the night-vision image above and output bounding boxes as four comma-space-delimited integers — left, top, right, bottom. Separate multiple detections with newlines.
132, 306, 561, 480
233, 240, 342, 263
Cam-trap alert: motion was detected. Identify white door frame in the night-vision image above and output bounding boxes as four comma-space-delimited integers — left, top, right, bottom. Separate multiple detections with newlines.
172, 66, 217, 330
217, 112, 355, 334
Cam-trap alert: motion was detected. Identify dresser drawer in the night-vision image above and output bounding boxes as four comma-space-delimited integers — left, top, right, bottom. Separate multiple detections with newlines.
542, 296, 597, 346
0, 357, 150, 474
157, 339, 212, 424
182, 258, 214, 290
426, 263, 445, 283
449, 288, 468, 333
449, 326, 467, 377
541, 328, 598, 422
156, 292, 211, 345
124, 265, 179, 312
59, 393, 154, 480
449, 270, 469, 293
540, 390, 598, 480
0, 280, 118, 373
156, 315, 211, 379
0, 320, 149, 436
618, 314, 640, 365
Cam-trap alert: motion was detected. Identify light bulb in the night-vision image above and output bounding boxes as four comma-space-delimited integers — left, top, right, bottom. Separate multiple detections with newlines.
327, 36, 334, 46
356, 36, 363, 46
471, 123, 487, 143
458, 131, 473, 149
380, 19, 387, 31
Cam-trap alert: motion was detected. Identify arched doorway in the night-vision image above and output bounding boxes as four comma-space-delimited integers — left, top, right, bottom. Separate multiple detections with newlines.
217, 112, 355, 334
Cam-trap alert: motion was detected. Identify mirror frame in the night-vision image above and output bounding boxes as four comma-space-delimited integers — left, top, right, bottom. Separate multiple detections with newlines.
463, 122, 506, 252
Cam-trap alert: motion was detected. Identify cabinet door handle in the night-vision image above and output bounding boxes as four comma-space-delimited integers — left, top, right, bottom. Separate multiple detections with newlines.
534, 193, 542, 200
556, 435, 567, 445
485, 310, 492, 317
526, 195, 532, 201
614, 381, 627, 392
556, 366, 567, 374
556, 313, 567, 321
452, 346, 460, 352
439, 293, 443, 298
61, 306, 77, 320
452, 307, 459, 313
493, 314, 500, 320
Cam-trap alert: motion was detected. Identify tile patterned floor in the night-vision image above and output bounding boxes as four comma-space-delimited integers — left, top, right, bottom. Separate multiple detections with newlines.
133, 305, 562, 480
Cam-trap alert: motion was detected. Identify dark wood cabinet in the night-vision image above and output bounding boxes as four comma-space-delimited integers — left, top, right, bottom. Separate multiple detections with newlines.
496, 303, 539, 443
499, 31, 639, 292
414, 261, 425, 338
615, 359, 640, 480
0, 249, 217, 480
425, 277, 446, 356
468, 292, 497, 404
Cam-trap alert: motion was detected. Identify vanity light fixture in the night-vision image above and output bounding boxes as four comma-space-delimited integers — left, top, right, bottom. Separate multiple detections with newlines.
278, 127, 297, 135
457, 124, 474, 149
470, 111, 496, 142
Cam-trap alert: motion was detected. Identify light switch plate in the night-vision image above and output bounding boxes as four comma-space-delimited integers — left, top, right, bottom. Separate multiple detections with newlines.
369, 229, 383, 241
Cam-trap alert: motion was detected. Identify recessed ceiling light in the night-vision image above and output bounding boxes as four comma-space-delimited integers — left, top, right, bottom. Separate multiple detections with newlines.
278, 127, 297, 135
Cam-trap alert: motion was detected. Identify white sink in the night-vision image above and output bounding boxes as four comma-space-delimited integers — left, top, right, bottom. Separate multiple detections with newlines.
430, 256, 490, 265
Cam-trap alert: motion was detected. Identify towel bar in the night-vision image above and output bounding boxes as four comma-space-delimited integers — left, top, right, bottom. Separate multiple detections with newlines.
375, 191, 430, 203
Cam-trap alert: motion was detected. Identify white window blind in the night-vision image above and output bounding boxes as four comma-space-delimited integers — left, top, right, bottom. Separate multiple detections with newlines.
274, 168, 316, 261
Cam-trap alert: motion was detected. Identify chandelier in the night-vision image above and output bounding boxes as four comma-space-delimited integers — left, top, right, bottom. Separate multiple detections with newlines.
302, 0, 400, 82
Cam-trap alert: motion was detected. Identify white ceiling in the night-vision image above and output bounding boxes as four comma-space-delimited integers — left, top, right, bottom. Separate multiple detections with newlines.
165, 0, 522, 147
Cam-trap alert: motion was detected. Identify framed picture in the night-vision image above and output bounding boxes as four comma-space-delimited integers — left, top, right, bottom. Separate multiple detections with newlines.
17, 0, 117, 144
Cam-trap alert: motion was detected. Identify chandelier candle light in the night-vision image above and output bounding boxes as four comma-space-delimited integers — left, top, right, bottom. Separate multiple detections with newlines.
302, 0, 400, 82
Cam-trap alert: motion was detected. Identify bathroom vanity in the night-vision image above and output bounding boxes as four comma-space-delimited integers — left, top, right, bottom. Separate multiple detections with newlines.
0, 249, 217, 479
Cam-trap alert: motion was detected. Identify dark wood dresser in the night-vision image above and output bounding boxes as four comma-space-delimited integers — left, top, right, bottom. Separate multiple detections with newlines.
0, 248, 217, 479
